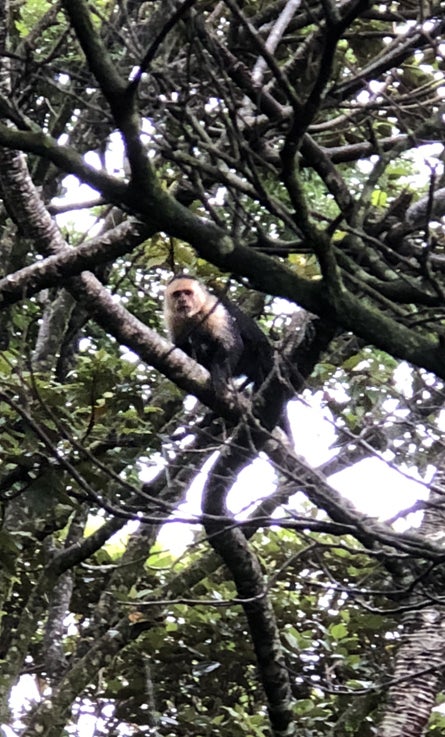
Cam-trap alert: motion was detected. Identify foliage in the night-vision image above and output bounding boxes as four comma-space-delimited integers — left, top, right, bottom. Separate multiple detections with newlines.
0, 1, 444, 736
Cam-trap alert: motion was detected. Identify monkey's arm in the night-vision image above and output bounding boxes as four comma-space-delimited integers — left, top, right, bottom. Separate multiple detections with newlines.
208, 323, 244, 392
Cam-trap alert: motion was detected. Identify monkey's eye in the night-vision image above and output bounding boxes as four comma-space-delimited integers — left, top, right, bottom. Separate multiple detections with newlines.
172, 289, 193, 298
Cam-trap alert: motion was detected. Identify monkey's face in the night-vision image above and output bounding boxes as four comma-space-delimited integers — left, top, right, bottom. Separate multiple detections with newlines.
167, 278, 203, 318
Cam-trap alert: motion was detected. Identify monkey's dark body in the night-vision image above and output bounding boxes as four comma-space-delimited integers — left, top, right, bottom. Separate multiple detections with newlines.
178, 297, 273, 391
164, 276, 274, 392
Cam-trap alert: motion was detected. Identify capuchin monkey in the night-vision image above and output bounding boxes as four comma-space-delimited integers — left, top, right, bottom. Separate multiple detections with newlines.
164, 275, 274, 393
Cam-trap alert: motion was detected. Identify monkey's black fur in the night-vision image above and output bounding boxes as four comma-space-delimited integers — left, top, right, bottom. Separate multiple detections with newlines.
164, 275, 273, 392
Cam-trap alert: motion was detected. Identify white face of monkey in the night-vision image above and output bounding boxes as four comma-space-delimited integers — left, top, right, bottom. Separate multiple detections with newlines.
166, 278, 205, 318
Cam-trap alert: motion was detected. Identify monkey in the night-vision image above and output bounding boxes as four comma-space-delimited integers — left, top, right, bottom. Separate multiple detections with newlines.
164, 275, 274, 393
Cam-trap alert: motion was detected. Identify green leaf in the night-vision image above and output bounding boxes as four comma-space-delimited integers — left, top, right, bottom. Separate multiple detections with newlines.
329, 623, 349, 640
371, 189, 387, 207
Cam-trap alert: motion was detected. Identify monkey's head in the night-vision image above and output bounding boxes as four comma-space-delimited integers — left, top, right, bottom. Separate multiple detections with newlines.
165, 275, 206, 319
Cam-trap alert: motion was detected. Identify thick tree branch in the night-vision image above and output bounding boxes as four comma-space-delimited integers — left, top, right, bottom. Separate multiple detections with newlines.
0, 220, 153, 306
0, 128, 444, 383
